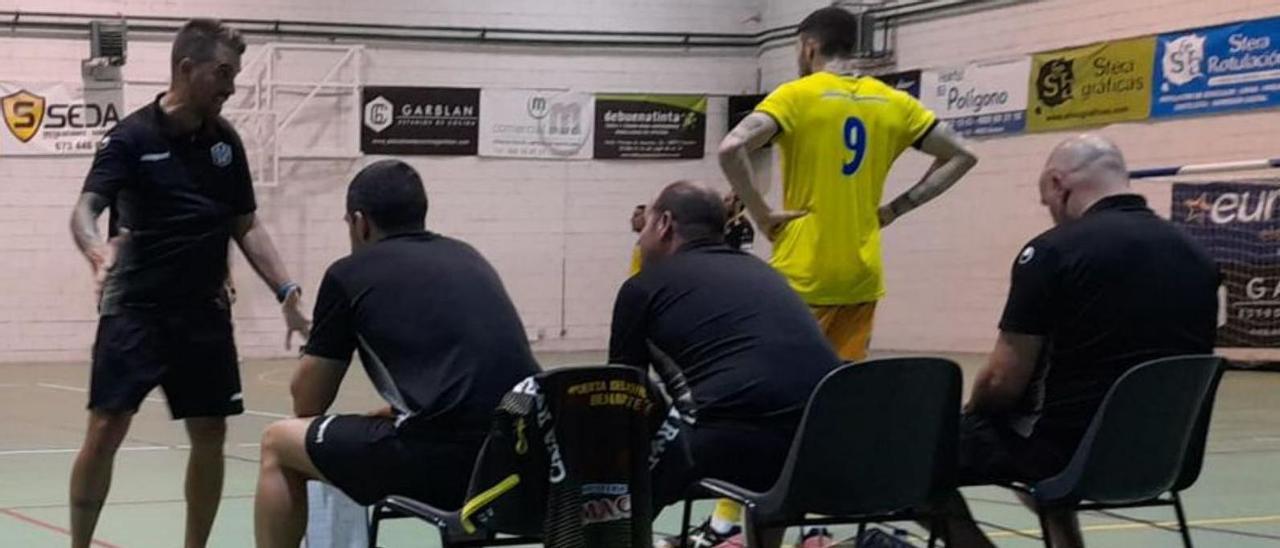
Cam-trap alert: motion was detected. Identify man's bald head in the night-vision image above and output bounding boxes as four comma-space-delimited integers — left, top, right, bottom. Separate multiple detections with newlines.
651, 180, 727, 243
1044, 134, 1129, 188
1039, 134, 1133, 225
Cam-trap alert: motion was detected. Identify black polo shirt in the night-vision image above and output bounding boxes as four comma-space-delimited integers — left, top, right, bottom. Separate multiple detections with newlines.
1000, 194, 1219, 449
304, 232, 540, 433
83, 95, 255, 313
609, 241, 841, 424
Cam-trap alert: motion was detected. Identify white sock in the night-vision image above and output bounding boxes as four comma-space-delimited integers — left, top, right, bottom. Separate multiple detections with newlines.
709, 515, 738, 535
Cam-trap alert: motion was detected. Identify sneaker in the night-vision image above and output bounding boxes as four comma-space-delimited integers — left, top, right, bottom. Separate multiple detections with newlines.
656, 518, 744, 548
799, 527, 835, 548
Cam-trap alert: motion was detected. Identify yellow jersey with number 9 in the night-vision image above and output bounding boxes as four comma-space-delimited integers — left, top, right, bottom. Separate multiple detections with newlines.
755, 72, 937, 305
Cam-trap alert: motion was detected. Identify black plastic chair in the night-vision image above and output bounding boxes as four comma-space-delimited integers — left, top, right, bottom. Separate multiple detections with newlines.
368, 365, 660, 548
679, 358, 962, 547
1001, 355, 1226, 548
368, 435, 541, 547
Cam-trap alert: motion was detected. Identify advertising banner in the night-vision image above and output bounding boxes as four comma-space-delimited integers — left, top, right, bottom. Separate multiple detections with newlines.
921, 57, 1030, 137
1172, 181, 1280, 347
1027, 37, 1155, 132
361, 86, 479, 155
1153, 17, 1280, 118
479, 89, 594, 160
874, 69, 923, 98
0, 82, 123, 156
593, 94, 706, 159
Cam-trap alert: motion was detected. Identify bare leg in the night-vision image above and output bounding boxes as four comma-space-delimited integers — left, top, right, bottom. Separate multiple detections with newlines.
183, 417, 227, 548
254, 418, 324, 548
69, 411, 133, 548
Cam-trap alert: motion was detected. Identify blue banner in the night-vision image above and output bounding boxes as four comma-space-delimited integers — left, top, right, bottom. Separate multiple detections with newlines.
1172, 181, 1280, 347
1153, 17, 1280, 118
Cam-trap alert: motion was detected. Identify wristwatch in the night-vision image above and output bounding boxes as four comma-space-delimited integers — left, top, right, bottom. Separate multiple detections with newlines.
276, 281, 301, 304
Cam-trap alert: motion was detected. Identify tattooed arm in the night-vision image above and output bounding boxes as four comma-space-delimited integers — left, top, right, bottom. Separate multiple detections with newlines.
878, 123, 978, 228
70, 193, 118, 294
717, 112, 807, 240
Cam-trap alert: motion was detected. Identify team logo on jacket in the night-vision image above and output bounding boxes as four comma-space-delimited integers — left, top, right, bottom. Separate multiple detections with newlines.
211, 141, 232, 168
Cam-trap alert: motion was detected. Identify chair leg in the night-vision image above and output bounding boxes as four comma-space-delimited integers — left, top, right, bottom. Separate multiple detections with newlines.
856, 521, 866, 541
927, 515, 943, 548
367, 504, 382, 548
1173, 492, 1194, 548
679, 498, 694, 548
1035, 505, 1053, 548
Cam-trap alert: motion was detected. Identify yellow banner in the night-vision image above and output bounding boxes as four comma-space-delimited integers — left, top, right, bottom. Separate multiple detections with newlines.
1027, 36, 1155, 132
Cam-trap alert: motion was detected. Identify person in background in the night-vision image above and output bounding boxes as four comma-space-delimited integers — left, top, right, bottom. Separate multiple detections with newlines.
716, 7, 978, 545
723, 193, 755, 252
610, 181, 840, 548
629, 203, 647, 276
253, 160, 539, 548
939, 135, 1219, 548
68, 19, 309, 548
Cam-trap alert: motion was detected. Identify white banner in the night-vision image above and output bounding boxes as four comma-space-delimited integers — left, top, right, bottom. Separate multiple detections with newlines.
479, 89, 594, 159
0, 82, 124, 156
921, 57, 1031, 137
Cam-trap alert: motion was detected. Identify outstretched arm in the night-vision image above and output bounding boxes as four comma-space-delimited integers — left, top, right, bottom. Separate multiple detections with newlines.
879, 123, 978, 228
232, 213, 311, 347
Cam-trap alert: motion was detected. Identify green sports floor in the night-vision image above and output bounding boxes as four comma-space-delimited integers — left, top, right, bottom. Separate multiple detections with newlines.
1, 352, 1276, 547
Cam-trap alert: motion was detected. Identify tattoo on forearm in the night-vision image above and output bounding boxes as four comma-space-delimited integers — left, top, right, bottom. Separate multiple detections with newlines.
71, 193, 110, 253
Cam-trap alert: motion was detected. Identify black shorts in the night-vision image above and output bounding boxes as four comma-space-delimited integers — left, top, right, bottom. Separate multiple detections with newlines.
957, 413, 1072, 486
652, 418, 796, 509
305, 415, 484, 507
89, 306, 243, 419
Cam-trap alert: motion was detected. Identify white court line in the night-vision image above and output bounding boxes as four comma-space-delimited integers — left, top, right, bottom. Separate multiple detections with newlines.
0, 443, 262, 457
244, 409, 290, 419
33, 382, 289, 418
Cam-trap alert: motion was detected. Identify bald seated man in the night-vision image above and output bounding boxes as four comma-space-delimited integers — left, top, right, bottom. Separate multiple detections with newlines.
940, 135, 1220, 548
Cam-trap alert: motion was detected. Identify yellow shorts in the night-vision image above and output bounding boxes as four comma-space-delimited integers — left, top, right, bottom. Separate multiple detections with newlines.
811, 302, 877, 362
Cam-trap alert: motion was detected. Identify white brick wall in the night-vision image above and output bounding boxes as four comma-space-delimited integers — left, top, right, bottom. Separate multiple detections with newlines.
0, 1, 762, 362
8, 0, 1280, 362
761, 0, 1280, 353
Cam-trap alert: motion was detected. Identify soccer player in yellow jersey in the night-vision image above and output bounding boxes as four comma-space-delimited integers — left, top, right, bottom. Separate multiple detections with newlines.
629, 204, 646, 276
721, 7, 977, 364
699, 7, 977, 548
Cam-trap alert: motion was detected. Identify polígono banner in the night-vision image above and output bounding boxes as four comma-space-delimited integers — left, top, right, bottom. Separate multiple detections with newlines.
921, 57, 1030, 137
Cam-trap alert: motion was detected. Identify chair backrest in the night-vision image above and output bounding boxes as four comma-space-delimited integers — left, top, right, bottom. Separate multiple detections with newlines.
1172, 359, 1227, 492
463, 366, 659, 548
761, 358, 961, 517
1041, 355, 1223, 504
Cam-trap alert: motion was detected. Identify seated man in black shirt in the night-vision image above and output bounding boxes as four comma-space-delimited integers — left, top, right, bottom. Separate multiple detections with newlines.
941, 135, 1219, 548
609, 181, 842, 547
253, 160, 540, 548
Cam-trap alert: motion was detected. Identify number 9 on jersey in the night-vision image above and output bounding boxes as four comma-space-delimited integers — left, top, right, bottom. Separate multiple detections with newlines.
842, 117, 866, 176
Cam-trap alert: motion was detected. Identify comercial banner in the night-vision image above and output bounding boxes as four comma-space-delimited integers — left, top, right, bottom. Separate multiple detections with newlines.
1172, 181, 1280, 347
479, 89, 594, 160
361, 86, 479, 155
921, 57, 1030, 137
1027, 37, 1155, 132
874, 69, 922, 98
0, 82, 123, 156
593, 94, 706, 159
1153, 17, 1280, 118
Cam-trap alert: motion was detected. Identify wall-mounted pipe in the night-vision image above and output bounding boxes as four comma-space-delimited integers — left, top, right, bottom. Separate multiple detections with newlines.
1, 1, 1022, 50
